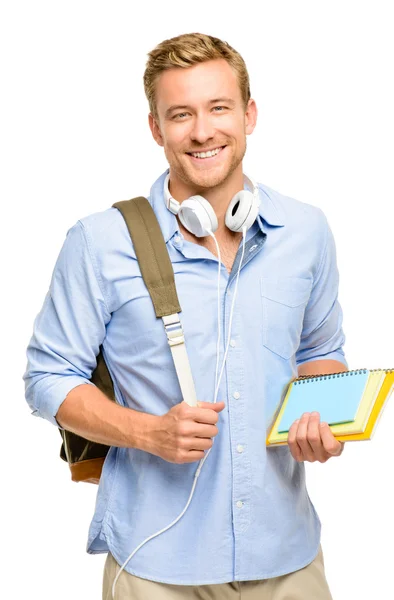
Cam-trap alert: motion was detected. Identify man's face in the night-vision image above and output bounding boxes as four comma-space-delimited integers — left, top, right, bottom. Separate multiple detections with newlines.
149, 59, 257, 191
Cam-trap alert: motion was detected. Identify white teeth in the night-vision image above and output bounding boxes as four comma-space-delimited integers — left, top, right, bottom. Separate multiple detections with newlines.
191, 147, 222, 159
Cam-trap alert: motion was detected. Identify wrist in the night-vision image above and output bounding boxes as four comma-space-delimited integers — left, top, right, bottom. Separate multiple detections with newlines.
128, 410, 161, 454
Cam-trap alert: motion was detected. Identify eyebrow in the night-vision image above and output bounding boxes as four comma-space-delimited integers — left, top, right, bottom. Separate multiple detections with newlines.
164, 97, 236, 118
210, 97, 236, 106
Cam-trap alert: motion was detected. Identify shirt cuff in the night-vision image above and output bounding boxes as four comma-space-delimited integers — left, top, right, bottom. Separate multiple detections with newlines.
31, 375, 95, 429
296, 350, 348, 369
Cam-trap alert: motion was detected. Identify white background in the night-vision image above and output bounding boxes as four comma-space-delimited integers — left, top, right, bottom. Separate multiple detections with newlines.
2, 1, 393, 598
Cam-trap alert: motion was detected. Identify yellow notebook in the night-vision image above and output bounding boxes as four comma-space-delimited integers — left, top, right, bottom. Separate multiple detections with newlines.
266, 369, 394, 446
336, 371, 394, 442
332, 371, 384, 434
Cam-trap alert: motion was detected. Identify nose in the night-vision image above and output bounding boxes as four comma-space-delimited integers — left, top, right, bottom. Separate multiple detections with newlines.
190, 112, 215, 145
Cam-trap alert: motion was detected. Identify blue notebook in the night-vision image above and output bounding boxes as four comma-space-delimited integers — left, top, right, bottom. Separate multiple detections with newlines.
277, 369, 369, 433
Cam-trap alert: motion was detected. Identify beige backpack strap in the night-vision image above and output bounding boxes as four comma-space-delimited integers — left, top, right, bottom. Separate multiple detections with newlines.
113, 197, 198, 407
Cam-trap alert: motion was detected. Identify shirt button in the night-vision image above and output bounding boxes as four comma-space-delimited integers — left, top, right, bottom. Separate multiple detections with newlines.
230, 339, 236, 347
249, 244, 258, 252
236, 501, 244, 508
233, 391, 240, 399
236, 444, 244, 453
174, 235, 181, 243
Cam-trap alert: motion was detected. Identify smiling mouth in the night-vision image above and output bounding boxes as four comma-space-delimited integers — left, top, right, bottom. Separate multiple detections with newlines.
186, 146, 226, 159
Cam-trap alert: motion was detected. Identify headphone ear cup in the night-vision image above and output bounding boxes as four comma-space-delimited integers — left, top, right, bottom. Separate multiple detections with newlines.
178, 196, 218, 238
225, 190, 258, 233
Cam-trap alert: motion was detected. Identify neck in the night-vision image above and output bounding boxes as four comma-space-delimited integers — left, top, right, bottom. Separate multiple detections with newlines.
169, 166, 245, 232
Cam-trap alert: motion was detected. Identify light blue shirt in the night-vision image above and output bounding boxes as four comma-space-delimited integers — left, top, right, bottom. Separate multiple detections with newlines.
24, 170, 347, 585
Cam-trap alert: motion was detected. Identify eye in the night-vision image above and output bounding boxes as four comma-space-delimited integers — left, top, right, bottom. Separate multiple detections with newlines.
213, 106, 226, 112
173, 112, 189, 120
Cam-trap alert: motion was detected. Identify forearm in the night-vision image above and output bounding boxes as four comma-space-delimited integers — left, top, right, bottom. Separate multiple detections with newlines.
56, 384, 158, 452
297, 359, 348, 377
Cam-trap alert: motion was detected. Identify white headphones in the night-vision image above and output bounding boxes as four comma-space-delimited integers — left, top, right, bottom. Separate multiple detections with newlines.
164, 173, 260, 237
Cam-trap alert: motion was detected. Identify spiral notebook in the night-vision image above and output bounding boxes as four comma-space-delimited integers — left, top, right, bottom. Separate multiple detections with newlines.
266, 369, 394, 446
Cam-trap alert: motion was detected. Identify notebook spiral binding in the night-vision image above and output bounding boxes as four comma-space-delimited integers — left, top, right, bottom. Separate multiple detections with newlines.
294, 368, 394, 384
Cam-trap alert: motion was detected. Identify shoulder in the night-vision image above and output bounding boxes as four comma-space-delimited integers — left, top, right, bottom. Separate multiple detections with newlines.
78, 206, 127, 238
258, 183, 326, 225
258, 182, 328, 231
74, 205, 137, 258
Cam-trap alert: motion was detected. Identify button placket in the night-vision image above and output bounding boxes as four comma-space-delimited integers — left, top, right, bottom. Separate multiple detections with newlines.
224, 290, 251, 536
226, 229, 267, 574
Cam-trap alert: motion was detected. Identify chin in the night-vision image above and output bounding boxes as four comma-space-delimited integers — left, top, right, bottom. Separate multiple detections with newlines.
190, 171, 226, 189
182, 163, 236, 191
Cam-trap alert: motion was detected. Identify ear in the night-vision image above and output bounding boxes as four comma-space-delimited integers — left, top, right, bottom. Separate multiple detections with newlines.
148, 113, 164, 147
244, 98, 258, 135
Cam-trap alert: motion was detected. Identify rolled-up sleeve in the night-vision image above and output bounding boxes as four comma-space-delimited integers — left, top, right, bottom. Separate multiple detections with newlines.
295, 214, 348, 368
23, 221, 111, 427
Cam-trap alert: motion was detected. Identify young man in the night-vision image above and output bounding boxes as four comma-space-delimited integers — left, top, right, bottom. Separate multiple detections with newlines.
24, 33, 347, 599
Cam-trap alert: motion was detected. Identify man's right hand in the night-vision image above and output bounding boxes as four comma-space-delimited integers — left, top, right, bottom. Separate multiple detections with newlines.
145, 401, 226, 464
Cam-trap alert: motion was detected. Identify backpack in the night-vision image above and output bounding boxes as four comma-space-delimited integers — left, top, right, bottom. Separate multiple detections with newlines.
59, 196, 197, 483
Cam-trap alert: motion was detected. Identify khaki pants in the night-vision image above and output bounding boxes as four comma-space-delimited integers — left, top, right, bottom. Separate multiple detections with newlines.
103, 546, 333, 600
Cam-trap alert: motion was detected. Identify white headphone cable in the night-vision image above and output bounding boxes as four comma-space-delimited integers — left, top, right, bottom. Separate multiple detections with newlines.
111, 227, 246, 599
208, 231, 222, 394
213, 226, 247, 402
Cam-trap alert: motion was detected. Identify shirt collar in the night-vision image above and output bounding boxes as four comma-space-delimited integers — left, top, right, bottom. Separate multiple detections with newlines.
257, 184, 286, 228
148, 169, 285, 243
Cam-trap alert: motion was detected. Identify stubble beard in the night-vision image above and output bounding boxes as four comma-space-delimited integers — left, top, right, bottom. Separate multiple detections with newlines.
166, 139, 247, 192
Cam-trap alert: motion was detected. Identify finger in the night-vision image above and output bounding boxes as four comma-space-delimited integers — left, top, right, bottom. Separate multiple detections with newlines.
193, 405, 225, 425
287, 419, 303, 461
181, 450, 206, 463
194, 423, 219, 438
197, 401, 225, 412
296, 413, 316, 462
319, 422, 344, 456
178, 421, 219, 438
185, 437, 214, 452
307, 412, 330, 463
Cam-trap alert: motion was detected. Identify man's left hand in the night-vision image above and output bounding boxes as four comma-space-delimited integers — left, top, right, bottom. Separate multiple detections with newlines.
287, 411, 344, 462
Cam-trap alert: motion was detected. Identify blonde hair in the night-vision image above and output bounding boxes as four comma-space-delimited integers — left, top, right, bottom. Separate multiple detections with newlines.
143, 33, 251, 121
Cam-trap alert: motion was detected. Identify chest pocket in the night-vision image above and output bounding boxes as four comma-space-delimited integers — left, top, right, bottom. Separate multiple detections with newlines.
261, 277, 312, 360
